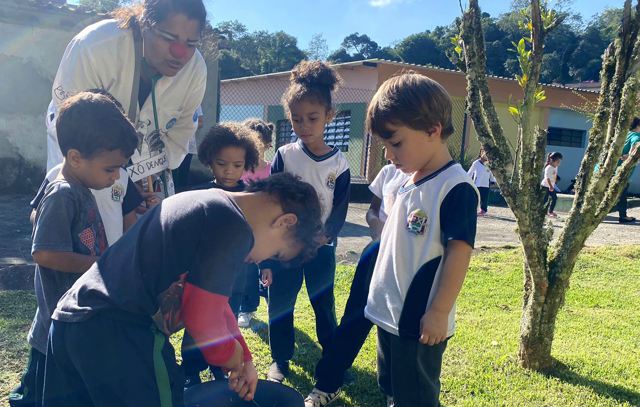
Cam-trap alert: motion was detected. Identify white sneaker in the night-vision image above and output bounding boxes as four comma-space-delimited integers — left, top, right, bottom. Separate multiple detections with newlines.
237, 312, 254, 328
304, 388, 341, 407
386, 396, 395, 407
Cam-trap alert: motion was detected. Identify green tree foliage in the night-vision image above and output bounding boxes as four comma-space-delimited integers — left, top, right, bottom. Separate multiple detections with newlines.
328, 32, 400, 63
214, 21, 306, 79
394, 32, 453, 68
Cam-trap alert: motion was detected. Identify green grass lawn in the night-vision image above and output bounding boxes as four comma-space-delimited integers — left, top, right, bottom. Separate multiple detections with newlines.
1, 246, 639, 406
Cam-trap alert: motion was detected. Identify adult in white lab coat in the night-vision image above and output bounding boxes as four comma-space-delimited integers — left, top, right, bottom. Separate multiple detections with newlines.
45, 0, 207, 198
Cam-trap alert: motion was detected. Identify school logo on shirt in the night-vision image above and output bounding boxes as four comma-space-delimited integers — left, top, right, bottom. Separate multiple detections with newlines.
406, 209, 428, 235
111, 183, 124, 202
165, 118, 177, 130
326, 171, 337, 190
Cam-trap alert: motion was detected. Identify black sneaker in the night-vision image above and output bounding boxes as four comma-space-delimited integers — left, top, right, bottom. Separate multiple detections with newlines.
184, 374, 201, 390
267, 360, 289, 383
619, 216, 637, 224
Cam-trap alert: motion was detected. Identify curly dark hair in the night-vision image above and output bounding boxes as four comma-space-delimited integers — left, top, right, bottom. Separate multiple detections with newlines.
242, 118, 274, 148
247, 173, 324, 263
57, 91, 138, 158
197, 122, 261, 171
282, 60, 342, 117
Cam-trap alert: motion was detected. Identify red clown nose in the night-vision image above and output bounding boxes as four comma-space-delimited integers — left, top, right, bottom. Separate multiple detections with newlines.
169, 42, 188, 59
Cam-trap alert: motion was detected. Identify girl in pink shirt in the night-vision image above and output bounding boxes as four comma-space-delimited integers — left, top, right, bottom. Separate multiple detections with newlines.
241, 119, 274, 183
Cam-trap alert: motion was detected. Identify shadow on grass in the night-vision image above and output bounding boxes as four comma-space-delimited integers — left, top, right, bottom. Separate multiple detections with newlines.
248, 318, 381, 407
544, 360, 640, 405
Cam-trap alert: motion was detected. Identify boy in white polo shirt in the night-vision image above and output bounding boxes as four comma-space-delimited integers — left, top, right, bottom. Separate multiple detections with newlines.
364, 73, 479, 407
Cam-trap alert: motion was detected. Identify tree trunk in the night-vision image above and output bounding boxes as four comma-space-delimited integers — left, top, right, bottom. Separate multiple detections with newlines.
517, 226, 555, 370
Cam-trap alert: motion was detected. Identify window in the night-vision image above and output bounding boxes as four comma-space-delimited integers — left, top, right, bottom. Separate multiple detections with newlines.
547, 127, 585, 148
275, 110, 352, 151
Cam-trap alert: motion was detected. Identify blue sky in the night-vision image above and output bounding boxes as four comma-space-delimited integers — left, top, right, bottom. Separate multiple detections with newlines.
202, 0, 626, 52
68, 1, 626, 51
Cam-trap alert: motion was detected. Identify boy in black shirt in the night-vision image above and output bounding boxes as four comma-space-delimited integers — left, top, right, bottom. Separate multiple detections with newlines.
42, 173, 323, 406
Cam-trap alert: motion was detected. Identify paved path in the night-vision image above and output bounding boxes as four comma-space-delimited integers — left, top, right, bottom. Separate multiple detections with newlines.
1, 195, 639, 287
337, 202, 640, 262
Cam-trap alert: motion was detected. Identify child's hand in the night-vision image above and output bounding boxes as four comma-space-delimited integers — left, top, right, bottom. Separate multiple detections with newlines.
419, 309, 448, 346
228, 361, 258, 401
261, 268, 273, 287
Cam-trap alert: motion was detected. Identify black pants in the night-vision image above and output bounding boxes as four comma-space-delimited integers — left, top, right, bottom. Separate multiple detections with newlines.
43, 312, 184, 407
239, 263, 260, 314
184, 379, 303, 407
268, 245, 337, 362
617, 183, 629, 218
544, 188, 557, 213
314, 241, 379, 393
377, 328, 448, 407
9, 347, 46, 407
478, 187, 490, 212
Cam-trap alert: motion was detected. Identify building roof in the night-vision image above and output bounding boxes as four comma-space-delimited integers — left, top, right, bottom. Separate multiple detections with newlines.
221, 58, 599, 94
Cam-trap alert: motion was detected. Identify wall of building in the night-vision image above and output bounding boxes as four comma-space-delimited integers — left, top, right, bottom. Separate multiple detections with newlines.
0, 1, 99, 192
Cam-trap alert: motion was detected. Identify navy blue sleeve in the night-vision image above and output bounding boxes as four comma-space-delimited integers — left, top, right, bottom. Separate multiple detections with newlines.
30, 178, 51, 209
325, 169, 351, 243
121, 178, 144, 216
271, 150, 284, 174
440, 183, 478, 248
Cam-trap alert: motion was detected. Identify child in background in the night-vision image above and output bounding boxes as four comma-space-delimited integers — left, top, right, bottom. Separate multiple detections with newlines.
11, 91, 138, 407
304, 163, 408, 407
241, 118, 275, 183
181, 122, 261, 387
541, 152, 563, 218
266, 60, 351, 383
467, 148, 496, 216
366, 163, 411, 240
191, 122, 261, 193
238, 118, 276, 328
364, 73, 479, 407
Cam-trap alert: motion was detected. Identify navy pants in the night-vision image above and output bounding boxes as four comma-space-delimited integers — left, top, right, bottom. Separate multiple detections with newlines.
184, 380, 303, 407
9, 347, 46, 407
43, 312, 184, 407
268, 244, 337, 362
478, 186, 490, 212
617, 183, 630, 218
377, 328, 448, 407
314, 241, 379, 393
239, 263, 260, 314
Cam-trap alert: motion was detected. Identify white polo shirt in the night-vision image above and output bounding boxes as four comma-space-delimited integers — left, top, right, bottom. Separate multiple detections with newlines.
365, 161, 478, 339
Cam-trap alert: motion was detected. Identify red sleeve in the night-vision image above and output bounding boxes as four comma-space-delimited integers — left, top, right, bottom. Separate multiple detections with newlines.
182, 282, 238, 367
223, 306, 252, 362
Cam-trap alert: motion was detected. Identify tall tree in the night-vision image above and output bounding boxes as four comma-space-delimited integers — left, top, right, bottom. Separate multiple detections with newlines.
395, 32, 453, 68
458, 0, 640, 370
307, 33, 329, 61
213, 21, 306, 79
